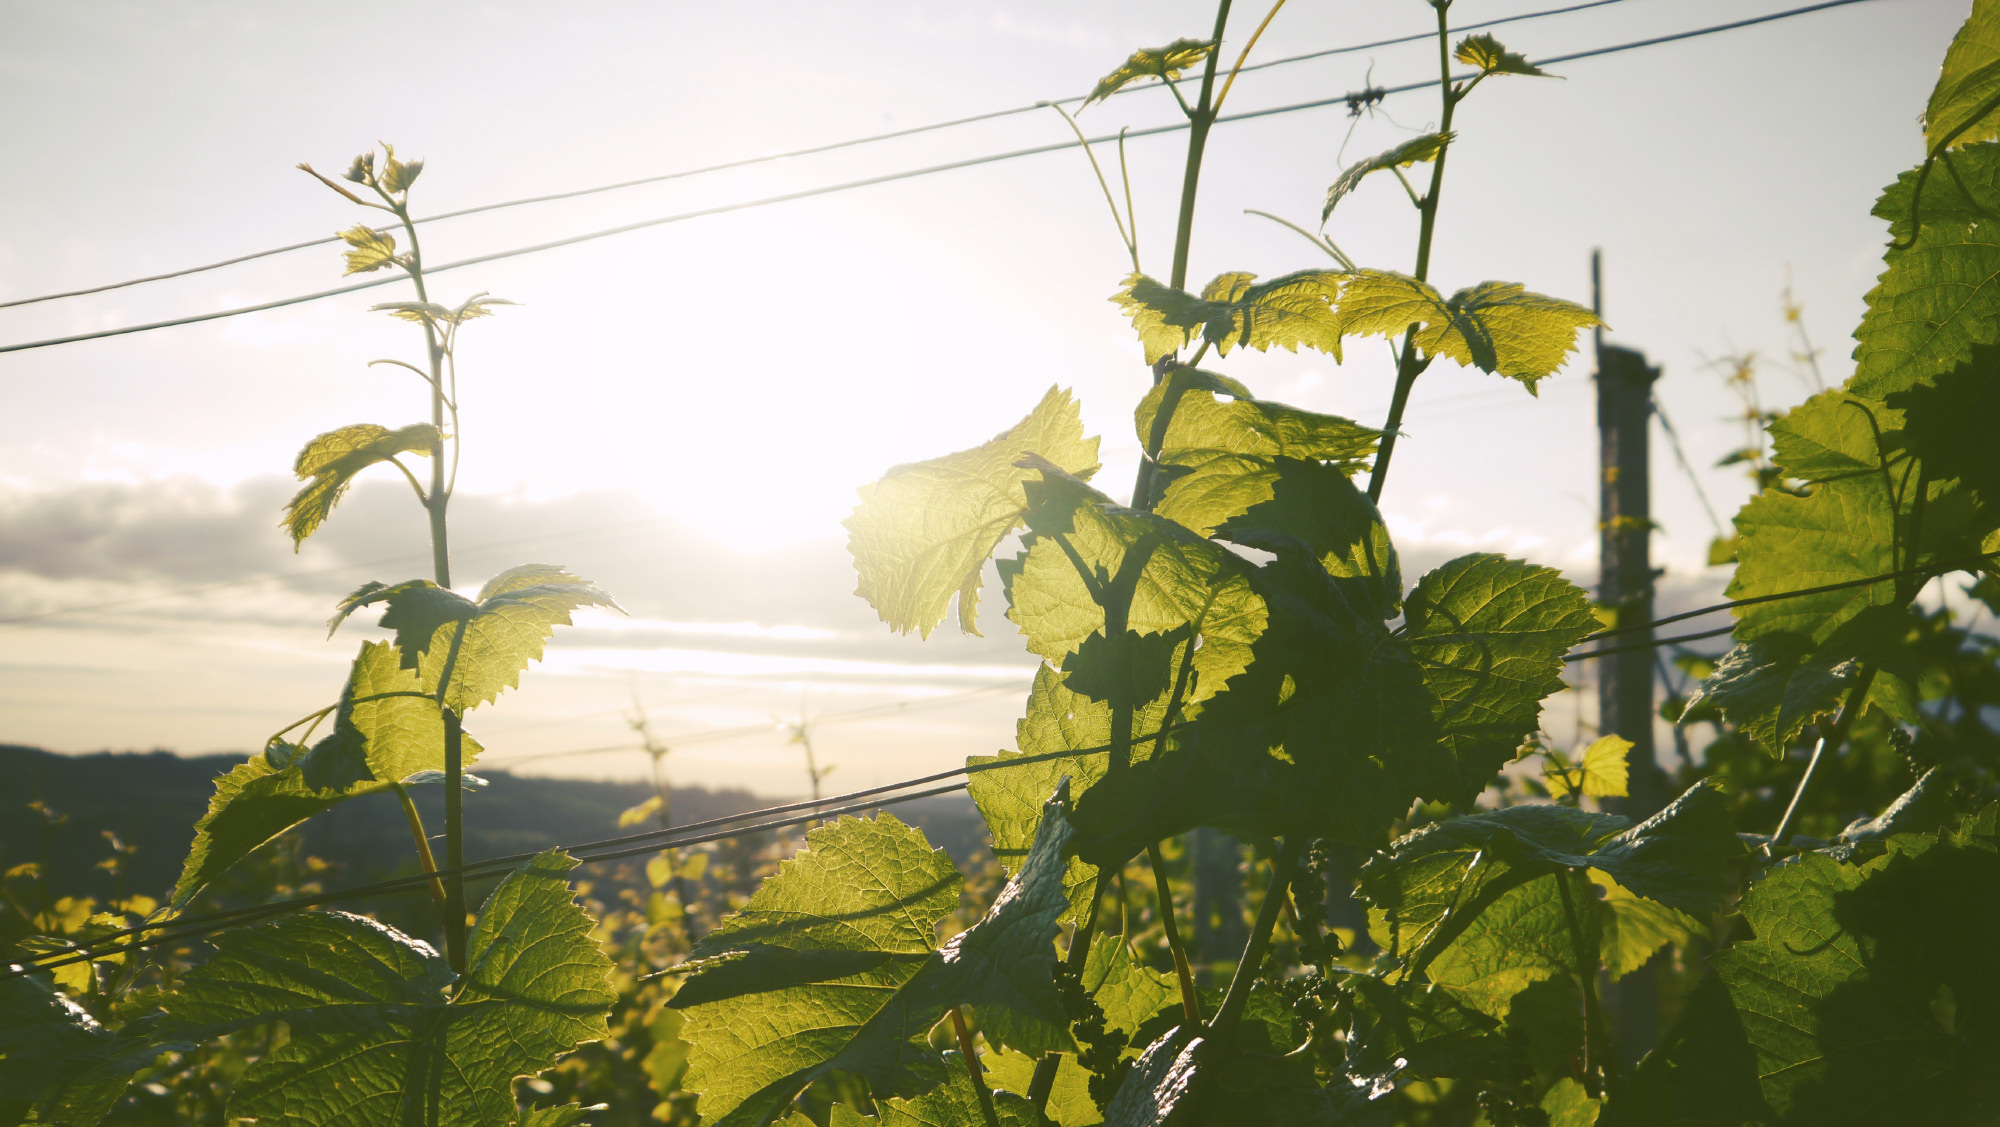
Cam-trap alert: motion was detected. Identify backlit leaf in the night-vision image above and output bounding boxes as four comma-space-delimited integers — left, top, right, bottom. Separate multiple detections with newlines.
1925, 0, 2000, 151
338, 224, 400, 275
1404, 554, 1600, 800
1111, 271, 1348, 364
331, 565, 621, 712
1083, 39, 1215, 108
1851, 143, 2000, 399
1361, 783, 1742, 987
672, 796, 1080, 1127
171, 642, 482, 908
1323, 131, 1454, 221
1139, 375, 1378, 546
1453, 34, 1551, 77
1641, 810, 2000, 1125
1174, 550, 1449, 845
1681, 640, 1859, 753
283, 422, 437, 546
968, 664, 1176, 919
847, 386, 1101, 638
1544, 735, 1632, 800
1331, 271, 1599, 391
1007, 467, 1266, 705
163, 851, 616, 1126
880, 1056, 1042, 1127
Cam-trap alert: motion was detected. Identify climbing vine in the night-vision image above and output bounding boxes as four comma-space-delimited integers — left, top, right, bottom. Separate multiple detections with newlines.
7, 2, 2000, 1126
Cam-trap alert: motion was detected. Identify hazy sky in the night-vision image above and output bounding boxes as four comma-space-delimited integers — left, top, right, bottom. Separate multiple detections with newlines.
0, 0, 1969, 795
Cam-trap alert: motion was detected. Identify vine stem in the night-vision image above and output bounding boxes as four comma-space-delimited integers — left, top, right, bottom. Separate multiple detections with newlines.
950, 1007, 1003, 1127
1148, 843, 1203, 1025
1027, 868, 1112, 1111
1366, 0, 1458, 505
1208, 837, 1300, 1041
1556, 869, 1609, 1097
1770, 665, 1879, 849
392, 783, 448, 916
385, 185, 467, 974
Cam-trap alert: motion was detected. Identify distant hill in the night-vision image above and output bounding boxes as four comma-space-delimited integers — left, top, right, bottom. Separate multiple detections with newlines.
0, 744, 989, 907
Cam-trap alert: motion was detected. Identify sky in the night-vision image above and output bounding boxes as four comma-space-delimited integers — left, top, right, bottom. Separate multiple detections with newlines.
0, 0, 1972, 796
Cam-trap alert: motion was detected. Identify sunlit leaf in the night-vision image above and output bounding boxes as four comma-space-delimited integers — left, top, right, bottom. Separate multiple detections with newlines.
1361, 783, 1742, 996
1544, 735, 1632, 800
1332, 272, 1600, 392
1007, 465, 1266, 705
1453, 34, 1551, 78
283, 422, 437, 546
171, 643, 484, 909
847, 386, 1101, 638
1851, 143, 2000, 399
1404, 554, 1600, 800
1925, 0, 2000, 151
163, 851, 616, 1126
1323, 131, 1454, 221
1639, 808, 2000, 1125
672, 796, 1080, 1127
1111, 271, 1348, 364
330, 565, 622, 712
337, 224, 400, 275
1083, 39, 1215, 108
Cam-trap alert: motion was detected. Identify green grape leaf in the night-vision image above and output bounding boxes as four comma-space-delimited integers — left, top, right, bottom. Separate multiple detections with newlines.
1172, 550, 1450, 846
847, 386, 1101, 638
1187, 455, 1403, 622
373, 294, 518, 328
1642, 813, 2000, 1126
1591, 870, 1704, 981
1111, 271, 1348, 364
1331, 271, 1599, 391
1926, 0, 2000, 152
1767, 388, 1897, 482
379, 153, 424, 193
1111, 275, 1218, 365
1418, 868, 1586, 1019
672, 797, 1080, 1127
1141, 379, 1379, 548
1852, 143, 2000, 399
338, 224, 400, 274
1083, 39, 1215, 108
1323, 131, 1454, 220
331, 565, 621, 712
309, 640, 478, 787
1361, 783, 1742, 979
1453, 34, 1552, 77
1008, 468, 1266, 705
1404, 554, 1600, 800
1, 969, 174, 1126
1681, 640, 1860, 754
283, 422, 437, 546
1540, 1079, 1603, 1127
1135, 371, 1377, 468
1727, 477, 1897, 649
163, 851, 616, 1126
984, 1048, 1100, 1127
1544, 735, 1631, 801
879, 1055, 1041, 1127
1082, 939, 1180, 1043
171, 642, 481, 908
969, 663, 1180, 918
1888, 343, 2000, 514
